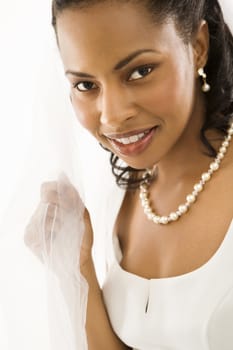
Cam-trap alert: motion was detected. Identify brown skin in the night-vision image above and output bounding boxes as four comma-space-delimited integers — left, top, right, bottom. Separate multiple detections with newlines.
57, 2, 210, 174
55, 1, 233, 348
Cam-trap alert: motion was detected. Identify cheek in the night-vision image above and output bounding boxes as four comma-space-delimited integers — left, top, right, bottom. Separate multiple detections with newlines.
138, 65, 195, 123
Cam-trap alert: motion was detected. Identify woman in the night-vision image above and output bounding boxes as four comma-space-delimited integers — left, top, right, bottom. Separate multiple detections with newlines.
25, 0, 233, 349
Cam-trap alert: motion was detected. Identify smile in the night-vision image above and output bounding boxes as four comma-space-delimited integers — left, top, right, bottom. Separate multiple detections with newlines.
110, 129, 151, 145
106, 126, 158, 157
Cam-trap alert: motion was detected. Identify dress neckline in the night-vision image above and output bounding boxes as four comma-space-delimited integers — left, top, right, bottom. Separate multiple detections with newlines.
109, 186, 233, 282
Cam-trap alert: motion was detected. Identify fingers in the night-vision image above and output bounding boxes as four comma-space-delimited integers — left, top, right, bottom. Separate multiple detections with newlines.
40, 180, 83, 212
43, 203, 61, 237
41, 182, 58, 204
25, 175, 85, 264
24, 202, 61, 260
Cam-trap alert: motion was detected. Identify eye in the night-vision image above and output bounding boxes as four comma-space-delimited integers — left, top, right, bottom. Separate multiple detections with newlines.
128, 65, 154, 81
74, 81, 98, 92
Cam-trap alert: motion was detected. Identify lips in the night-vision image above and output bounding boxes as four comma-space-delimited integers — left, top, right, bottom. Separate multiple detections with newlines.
109, 129, 151, 145
106, 126, 158, 157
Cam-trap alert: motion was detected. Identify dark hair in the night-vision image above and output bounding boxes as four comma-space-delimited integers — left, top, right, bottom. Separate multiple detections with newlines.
52, 0, 233, 189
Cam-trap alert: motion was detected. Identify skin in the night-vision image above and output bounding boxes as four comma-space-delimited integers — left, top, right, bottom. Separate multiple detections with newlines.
48, 1, 233, 348
57, 1, 210, 177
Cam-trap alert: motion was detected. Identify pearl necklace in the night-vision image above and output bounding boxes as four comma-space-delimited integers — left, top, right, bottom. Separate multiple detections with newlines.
139, 122, 233, 225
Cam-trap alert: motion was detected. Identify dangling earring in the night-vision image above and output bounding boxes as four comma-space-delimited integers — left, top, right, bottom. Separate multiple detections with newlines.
198, 67, 211, 92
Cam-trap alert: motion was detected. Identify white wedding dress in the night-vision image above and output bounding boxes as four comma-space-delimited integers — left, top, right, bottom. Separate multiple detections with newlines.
105, 227, 233, 350
79, 152, 233, 350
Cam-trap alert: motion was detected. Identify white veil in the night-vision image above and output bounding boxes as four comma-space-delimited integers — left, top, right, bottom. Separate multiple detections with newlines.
0, 3, 93, 348
0, 1, 233, 349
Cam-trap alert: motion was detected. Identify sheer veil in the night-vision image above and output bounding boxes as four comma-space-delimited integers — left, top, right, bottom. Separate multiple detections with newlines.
0, 1, 232, 349
0, 8, 92, 348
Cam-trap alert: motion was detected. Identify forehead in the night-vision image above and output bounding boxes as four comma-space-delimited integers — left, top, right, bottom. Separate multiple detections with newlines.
56, 2, 181, 70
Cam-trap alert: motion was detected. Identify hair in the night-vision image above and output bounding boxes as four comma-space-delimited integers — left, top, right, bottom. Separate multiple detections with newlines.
52, 0, 233, 189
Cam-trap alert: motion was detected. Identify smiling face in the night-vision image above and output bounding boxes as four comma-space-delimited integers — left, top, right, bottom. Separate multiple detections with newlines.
56, 1, 208, 170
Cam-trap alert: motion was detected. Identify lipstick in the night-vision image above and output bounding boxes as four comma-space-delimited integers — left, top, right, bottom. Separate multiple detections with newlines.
107, 126, 158, 157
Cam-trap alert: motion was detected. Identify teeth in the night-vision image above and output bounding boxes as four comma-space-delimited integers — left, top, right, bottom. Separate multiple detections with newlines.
114, 131, 148, 145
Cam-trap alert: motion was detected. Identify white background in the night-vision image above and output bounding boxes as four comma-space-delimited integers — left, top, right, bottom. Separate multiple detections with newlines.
0, 1, 52, 217
0, 1, 54, 348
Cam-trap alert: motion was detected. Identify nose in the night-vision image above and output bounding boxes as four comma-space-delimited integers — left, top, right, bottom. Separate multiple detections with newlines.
99, 85, 137, 127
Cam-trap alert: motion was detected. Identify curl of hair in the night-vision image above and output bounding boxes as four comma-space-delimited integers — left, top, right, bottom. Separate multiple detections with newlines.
52, 0, 233, 189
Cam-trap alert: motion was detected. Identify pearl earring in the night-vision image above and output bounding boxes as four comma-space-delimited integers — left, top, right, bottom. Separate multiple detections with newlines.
198, 67, 211, 92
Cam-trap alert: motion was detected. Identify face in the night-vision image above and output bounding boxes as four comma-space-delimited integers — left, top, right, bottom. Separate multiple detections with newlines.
56, 1, 207, 170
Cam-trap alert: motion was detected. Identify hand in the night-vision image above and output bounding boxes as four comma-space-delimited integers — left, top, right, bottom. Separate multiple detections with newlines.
24, 173, 94, 271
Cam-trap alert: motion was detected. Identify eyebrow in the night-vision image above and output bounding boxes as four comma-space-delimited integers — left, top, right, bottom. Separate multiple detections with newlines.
65, 49, 158, 78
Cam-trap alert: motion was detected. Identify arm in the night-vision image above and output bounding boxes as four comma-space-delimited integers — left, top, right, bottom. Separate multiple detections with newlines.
81, 258, 130, 350
81, 211, 130, 350
24, 178, 130, 350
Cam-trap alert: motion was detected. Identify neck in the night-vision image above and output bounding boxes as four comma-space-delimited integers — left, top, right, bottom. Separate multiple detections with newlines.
140, 121, 233, 225
153, 96, 224, 188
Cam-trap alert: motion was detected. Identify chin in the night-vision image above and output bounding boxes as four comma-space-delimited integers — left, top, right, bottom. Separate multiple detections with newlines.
118, 156, 157, 171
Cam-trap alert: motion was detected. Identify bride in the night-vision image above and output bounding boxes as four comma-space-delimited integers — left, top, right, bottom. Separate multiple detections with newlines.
8, 0, 233, 349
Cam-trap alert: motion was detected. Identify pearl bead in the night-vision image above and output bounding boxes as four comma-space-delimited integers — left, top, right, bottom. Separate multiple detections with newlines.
144, 207, 152, 215
169, 212, 179, 221
210, 162, 219, 171
217, 152, 224, 160
139, 192, 146, 200
144, 198, 150, 204
140, 184, 147, 191
220, 146, 227, 154
186, 194, 196, 204
194, 183, 203, 192
178, 204, 188, 214
202, 83, 210, 92
202, 172, 211, 182
153, 216, 160, 224
229, 128, 233, 136
147, 213, 154, 220
222, 140, 229, 147
160, 216, 169, 225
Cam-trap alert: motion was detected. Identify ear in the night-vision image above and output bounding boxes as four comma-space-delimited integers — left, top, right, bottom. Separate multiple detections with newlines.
192, 20, 209, 70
